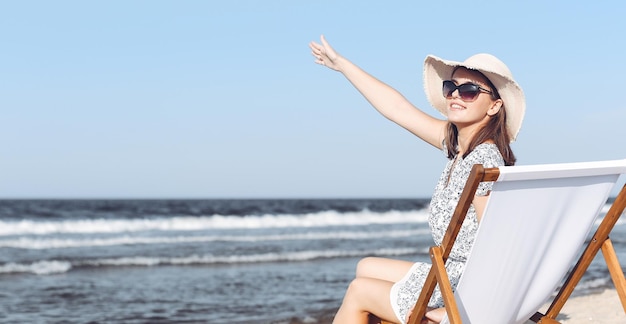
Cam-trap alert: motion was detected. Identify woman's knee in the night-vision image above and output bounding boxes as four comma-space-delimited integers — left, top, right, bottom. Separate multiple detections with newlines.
342, 277, 396, 321
344, 277, 372, 302
356, 257, 382, 278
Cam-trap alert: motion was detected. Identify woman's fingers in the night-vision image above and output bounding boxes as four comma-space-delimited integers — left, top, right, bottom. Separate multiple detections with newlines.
310, 35, 339, 69
309, 41, 326, 65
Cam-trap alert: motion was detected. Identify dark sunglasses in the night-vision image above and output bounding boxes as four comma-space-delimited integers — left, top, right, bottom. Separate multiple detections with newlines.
442, 80, 493, 102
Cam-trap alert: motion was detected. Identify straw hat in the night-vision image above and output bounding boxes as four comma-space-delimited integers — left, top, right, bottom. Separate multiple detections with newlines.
423, 53, 526, 142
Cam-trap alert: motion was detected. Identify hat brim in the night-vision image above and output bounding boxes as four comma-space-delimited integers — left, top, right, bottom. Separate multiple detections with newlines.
423, 54, 525, 142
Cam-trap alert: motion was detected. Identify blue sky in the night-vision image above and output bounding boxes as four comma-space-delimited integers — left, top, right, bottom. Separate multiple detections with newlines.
1, 1, 625, 199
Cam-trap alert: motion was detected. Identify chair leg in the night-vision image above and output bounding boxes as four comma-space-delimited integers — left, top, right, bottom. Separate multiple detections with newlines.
430, 246, 461, 324
407, 271, 437, 324
532, 241, 625, 324
542, 185, 626, 319
601, 238, 626, 313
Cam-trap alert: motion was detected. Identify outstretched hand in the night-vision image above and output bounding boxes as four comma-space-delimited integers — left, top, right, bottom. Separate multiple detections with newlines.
309, 35, 341, 71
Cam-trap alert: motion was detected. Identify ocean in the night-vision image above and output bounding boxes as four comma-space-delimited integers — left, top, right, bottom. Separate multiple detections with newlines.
0, 198, 624, 323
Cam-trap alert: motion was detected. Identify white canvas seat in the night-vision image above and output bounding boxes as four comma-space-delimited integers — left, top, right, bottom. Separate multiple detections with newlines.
382, 159, 626, 324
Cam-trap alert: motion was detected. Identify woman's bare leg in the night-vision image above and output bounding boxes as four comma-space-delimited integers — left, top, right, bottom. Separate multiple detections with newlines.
333, 257, 419, 323
333, 277, 397, 324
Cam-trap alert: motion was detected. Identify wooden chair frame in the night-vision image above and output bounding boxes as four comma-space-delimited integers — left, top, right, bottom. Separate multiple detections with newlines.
529, 180, 626, 323
380, 164, 626, 324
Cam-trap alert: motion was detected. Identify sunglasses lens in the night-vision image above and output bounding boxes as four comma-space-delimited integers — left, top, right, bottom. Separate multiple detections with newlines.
442, 81, 484, 101
442, 81, 456, 98
458, 84, 480, 101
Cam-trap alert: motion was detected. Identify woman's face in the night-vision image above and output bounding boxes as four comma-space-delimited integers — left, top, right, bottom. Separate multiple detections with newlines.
446, 68, 501, 132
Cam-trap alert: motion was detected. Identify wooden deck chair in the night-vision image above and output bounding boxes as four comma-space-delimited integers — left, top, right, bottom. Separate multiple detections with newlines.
382, 159, 626, 324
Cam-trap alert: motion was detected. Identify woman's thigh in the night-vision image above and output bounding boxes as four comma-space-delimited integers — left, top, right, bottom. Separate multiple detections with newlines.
356, 257, 415, 282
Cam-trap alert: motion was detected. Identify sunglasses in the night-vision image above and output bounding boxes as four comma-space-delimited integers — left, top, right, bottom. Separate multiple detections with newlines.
442, 80, 493, 102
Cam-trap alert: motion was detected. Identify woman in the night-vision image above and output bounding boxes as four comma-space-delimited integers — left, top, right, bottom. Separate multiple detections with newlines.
309, 35, 525, 324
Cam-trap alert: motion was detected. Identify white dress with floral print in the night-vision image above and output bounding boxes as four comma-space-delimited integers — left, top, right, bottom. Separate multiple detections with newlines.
389, 143, 504, 324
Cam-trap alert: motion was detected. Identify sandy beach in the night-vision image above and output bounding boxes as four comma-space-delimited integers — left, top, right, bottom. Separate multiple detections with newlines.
306, 288, 625, 324
530, 288, 625, 324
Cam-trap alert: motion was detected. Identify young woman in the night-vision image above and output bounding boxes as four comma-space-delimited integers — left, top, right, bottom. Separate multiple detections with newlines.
309, 35, 526, 324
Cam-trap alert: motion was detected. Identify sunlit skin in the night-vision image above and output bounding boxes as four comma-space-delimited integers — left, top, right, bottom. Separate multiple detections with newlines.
446, 68, 503, 224
309, 35, 504, 324
445, 68, 503, 158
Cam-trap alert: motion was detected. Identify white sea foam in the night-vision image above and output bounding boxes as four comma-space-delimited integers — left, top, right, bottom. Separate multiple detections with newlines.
0, 260, 72, 275
0, 209, 429, 236
0, 228, 429, 249
0, 247, 422, 275
574, 277, 612, 292
85, 247, 423, 266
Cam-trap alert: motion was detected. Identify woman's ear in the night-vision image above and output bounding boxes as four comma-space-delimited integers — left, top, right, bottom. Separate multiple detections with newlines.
487, 99, 503, 116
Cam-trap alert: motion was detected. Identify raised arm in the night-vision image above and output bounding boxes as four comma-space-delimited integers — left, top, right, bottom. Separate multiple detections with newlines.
309, 35, 447, 149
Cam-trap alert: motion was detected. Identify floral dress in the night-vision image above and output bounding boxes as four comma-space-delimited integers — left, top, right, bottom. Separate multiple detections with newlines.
390, 143, 504, 324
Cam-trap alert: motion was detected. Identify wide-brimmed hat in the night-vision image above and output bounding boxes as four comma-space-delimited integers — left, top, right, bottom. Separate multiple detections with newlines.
423, 53, 526, 142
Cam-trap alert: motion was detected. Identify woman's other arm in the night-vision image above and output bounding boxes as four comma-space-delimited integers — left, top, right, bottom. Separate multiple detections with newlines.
309, 35, 447, 149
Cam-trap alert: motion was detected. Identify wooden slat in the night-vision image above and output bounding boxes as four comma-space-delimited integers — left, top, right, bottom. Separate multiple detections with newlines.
430, 246, 461, 324
537, 317, 561, 324
602, 238, 626, 312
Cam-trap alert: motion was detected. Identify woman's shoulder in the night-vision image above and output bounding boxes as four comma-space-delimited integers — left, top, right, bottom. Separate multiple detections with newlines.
466, 143, 504, 167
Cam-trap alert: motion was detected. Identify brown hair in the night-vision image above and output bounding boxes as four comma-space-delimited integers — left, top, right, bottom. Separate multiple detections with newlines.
444, 67, 516, 166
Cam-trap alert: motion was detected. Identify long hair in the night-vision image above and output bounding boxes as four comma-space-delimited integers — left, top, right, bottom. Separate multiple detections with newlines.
444, 108, 516, 166
444, 68, 516, 166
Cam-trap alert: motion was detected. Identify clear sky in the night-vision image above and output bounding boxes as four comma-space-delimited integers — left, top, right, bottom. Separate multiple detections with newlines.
1, 1, 625, 199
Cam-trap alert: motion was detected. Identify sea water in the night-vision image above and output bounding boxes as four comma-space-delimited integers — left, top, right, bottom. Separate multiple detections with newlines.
0, 199, 623, 323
